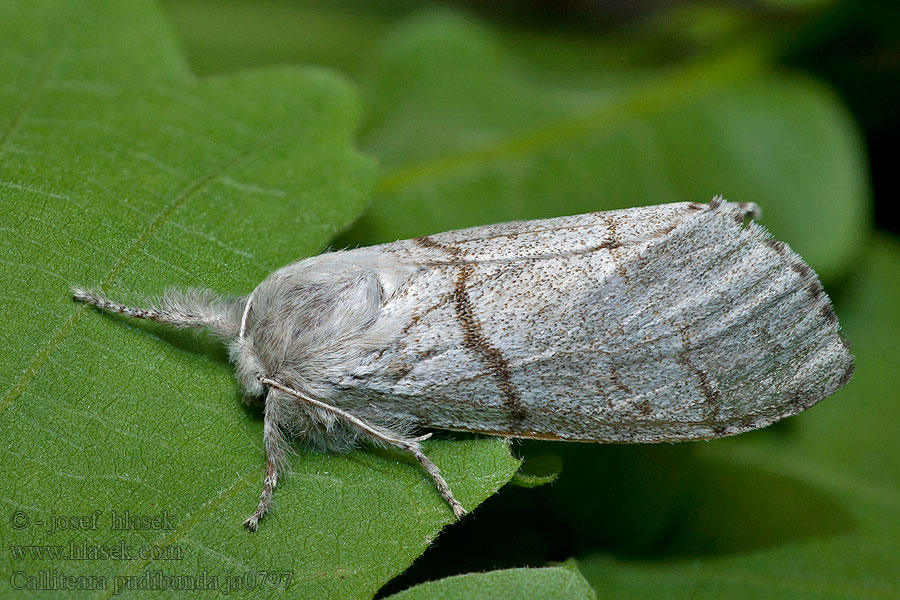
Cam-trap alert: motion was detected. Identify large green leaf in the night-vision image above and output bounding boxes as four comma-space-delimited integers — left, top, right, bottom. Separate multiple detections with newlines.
0, 2, 518, 598
386, 563, 596, 600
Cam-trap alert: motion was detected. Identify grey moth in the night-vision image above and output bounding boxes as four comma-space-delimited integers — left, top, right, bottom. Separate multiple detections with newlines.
74, 197, 853, 529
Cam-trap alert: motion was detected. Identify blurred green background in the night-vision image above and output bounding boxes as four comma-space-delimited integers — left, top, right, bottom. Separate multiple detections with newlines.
160, 1, 899, 597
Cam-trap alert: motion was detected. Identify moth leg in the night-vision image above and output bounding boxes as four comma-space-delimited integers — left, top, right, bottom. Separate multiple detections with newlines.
402, 432, 467, 519
365, 429, 466, 519
243, 398, 289, 531
242, 458, 276, 532
259, 376, 466, 520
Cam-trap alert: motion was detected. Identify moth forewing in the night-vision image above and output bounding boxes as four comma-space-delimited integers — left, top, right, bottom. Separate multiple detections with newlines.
74, 197, 853, 530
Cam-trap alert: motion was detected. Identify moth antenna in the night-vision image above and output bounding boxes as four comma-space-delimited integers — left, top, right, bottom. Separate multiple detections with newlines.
72, 286, 236, 337
239, 290, 255, 342
258, 376, 467, 522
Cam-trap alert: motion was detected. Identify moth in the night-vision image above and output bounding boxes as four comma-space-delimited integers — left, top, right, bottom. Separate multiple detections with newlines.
73, 197, 853, 530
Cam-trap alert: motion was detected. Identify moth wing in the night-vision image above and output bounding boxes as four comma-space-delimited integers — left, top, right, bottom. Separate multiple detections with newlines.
338, 200, 853, 443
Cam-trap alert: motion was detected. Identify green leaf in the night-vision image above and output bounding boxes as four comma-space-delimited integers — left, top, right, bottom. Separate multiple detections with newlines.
0, 2, 518, 599
386, 563, 596, 600
508, 453, 562, 489
575, 235, 900, 598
